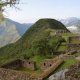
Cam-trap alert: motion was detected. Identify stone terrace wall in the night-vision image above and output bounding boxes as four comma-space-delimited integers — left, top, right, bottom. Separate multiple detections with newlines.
68, 36, 80, 43
66, 43, 80, 52
0, 59, 63, 80
31, 59, 64, 79
54, 29, 68, 35
0, 68, 43, 80
40, 59, 57, 71
1, 59, 22, 70
0, 68, 32, 80
22, 60, 36, 70
1, 59, 36, 70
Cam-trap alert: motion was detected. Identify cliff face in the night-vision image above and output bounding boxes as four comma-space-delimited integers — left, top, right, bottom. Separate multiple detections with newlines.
0, 19, 20, 47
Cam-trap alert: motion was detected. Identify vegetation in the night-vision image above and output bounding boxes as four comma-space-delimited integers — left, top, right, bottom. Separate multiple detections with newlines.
0, 19, 69, 64
16, 67, 43, 74
31, 55, 46, 65
57, 42, 66, 51
55, 58, 78, 72
65, 62, 80, 80
0, 0, 20, 21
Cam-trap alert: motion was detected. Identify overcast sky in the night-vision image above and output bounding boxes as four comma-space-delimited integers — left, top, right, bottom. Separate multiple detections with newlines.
3, 0, 80, 23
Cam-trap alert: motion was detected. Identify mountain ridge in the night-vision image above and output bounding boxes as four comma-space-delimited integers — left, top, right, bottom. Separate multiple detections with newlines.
0, 18, 69, 64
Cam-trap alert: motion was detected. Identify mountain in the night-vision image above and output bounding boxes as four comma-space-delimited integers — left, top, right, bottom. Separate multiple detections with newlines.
0, 18, 69, 64
0, 18, 32, 48
60, 17, 80, 34
5, 18, 32, 36
0, 19, 20, 47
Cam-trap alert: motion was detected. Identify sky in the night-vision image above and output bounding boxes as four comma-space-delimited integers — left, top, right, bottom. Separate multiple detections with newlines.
3, 0, 80, 23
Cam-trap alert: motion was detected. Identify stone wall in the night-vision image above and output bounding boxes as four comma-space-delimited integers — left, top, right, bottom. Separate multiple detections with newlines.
1, 59, 36, 70
65, 63, 80, 80
0, 59, 63, 80
22, 60, 36, 70
31, 59, 63, 79
54, 29, 68, 35
0, 68, 41, 80
68, 36, 80, 43
1, 59, 22, 70
40, 58, 59, 71
66, 43, 80, 52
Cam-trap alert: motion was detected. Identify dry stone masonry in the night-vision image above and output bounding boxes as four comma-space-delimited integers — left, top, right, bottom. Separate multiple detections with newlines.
1, 59, 36, 70
54, 29, 68, 35
40, 59, 58, 71
68, 36, 80, 43
0, 58, 63, 80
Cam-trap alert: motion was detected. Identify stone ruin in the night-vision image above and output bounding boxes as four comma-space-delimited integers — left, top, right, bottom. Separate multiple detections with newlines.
1, 59, 36, 70
66, 43, 80, 53
54, 29, 68, 35
66, 36, 80, 53
1, 58, 62, 72
40, 58, 58, 71
68, 36, 80, 43
0, 58, 64, 80
65, 62, 80, 80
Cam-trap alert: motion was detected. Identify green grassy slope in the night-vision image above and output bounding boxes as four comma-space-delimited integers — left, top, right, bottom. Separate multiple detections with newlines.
0, 18, 69, 64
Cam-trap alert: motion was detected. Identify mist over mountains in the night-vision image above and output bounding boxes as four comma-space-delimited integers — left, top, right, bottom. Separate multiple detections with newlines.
5, 18, 32, 36
60, 17, 80, 34
0, 18, 32, 47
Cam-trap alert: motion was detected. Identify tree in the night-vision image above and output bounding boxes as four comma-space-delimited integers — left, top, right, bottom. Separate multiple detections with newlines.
32, 37, 49, 55
0, 0, 20, 21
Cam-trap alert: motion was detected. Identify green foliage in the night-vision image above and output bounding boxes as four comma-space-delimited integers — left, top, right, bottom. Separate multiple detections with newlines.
31, 55, 46, 65
55, 58, 78, 72
17, 67, 43, 74
0, 19, 69, 64
57, 42, 66, 51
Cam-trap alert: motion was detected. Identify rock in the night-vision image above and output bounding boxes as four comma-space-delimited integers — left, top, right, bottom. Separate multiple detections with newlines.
48, 69, 68, 80
76, 56, 80, 61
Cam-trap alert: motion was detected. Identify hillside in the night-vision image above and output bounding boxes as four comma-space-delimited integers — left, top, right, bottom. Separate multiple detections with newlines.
0, 18, 69, 64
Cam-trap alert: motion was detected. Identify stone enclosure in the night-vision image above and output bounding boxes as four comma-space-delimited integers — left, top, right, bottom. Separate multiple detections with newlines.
1, 59, 36, 70
0, 58, 64, 80
40, 59, 58, 71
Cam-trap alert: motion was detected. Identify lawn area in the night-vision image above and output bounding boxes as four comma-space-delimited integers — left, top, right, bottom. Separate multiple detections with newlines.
54, 58, 78, 72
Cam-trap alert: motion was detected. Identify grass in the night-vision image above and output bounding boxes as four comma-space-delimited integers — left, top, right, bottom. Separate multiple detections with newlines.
31, 55, 46, 65
16, 67, 43, 74
62, 33, 77, 41
70, 40, 80, 44
74, 52, 80, 57
57, 42, 66, 51
54, 58, 78, 73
